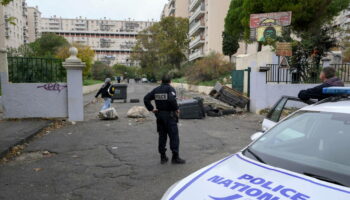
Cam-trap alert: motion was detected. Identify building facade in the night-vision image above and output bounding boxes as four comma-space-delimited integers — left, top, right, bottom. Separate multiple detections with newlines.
161, 3, 170, 19
40, 17, 155, 66
26, 6, 41, 43
335, 8, 350, 31
162, 0, 189, 18
3, 0, 29, 48
188, 0, 231, 62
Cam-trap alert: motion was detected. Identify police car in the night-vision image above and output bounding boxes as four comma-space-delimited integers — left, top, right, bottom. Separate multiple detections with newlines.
161, 87, 350, 200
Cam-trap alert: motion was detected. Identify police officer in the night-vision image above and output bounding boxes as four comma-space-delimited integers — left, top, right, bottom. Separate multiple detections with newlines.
144, 75, 186, 165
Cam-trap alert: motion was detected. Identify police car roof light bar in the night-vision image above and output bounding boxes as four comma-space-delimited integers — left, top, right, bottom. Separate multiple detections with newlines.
323, 87, 350, 95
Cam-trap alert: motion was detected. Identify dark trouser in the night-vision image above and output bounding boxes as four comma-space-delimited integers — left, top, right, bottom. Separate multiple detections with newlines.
156, 111, 179, 154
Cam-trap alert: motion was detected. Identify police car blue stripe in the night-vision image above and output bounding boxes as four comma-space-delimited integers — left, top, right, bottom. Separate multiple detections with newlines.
236, 154, 350, 195
169, 154, 236, 200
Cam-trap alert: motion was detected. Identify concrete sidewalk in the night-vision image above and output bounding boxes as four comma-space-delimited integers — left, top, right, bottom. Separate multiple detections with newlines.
0, 119, 51, 158
0, 88, 100, 159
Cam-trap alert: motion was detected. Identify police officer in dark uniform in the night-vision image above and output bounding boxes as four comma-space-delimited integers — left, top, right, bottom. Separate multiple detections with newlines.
144, 75, 186, 165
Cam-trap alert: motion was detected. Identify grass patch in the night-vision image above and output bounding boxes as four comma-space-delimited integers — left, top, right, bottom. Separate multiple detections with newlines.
197, 80, 219, 86
83, 79, 103, 86
172, 77, 187, 83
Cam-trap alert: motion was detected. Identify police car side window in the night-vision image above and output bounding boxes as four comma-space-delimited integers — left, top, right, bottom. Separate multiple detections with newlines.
269, 98, 288, 122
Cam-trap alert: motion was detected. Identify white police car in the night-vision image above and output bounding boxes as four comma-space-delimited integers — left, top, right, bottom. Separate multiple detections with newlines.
161, 87, 350, 200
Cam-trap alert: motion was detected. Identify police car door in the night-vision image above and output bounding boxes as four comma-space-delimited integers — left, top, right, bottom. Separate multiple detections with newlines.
262, 96, 312, 131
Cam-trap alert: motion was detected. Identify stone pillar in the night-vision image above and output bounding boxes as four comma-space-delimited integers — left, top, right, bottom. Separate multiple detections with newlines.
0, 4, 8, 86
63, 47, 85, 122
0, 5, 8, 113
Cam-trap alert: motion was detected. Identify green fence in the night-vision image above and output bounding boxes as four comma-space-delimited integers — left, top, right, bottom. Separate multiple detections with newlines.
8, 57, 66, 83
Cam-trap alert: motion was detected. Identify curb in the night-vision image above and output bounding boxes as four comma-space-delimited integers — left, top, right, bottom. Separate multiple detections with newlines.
0, 120, 52, 159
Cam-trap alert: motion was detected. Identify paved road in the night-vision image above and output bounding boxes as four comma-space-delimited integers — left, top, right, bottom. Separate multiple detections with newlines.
0, 83, 263, 200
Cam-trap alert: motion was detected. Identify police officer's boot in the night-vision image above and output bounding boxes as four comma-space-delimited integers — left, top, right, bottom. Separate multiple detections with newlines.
171, 153, 186, 164
160, 153, 169, 164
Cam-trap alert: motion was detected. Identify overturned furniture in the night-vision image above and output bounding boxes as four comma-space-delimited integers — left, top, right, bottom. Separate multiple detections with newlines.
209, 82, 249, 109
178, 98, 206, 119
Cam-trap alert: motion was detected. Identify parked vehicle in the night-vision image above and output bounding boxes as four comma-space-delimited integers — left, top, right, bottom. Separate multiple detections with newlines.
141, 78, 149, 83
161, 87, 350, 200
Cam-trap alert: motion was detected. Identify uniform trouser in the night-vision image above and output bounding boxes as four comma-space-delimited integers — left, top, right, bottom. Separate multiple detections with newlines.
156, 111, 179, 154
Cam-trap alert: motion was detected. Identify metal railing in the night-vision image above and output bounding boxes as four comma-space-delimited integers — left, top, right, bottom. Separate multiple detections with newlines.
265, 64, 350, 84
8, 57, 66, 83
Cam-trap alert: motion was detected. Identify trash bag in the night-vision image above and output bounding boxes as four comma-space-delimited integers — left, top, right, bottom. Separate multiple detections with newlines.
99, 107, 119, 120
127, 106, 149, 118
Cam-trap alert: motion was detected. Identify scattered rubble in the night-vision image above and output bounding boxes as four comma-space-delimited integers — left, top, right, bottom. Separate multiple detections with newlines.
209, 82, 249, 108
99, 107, 119, 120
127, 106, 149, 118
176, 85, 247, 118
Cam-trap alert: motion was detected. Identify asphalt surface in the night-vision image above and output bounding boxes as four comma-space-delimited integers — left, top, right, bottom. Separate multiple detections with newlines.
0, 119, 51, 158
0, 83, 263, 200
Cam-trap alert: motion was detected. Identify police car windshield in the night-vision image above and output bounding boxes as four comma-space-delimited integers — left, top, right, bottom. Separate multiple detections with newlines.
248, 111, 350, 187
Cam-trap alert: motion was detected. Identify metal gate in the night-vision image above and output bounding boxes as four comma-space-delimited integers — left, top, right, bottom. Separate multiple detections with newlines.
232, 70, 245, 93
232, 68, 251, 111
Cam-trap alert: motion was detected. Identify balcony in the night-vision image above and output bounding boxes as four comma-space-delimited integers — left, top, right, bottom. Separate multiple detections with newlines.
189, 0, 203, 12
189, 35, 205, 49
189, 50, 204, 61
169, 6, 176, 16
75, 22, 86, 26
168, 0, 175, 8
189, 20, 205, 36
49, 22, 60, 26
189, 3, 205, 23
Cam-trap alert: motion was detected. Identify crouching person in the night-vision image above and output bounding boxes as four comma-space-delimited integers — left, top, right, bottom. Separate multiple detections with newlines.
298, 67, 344, 101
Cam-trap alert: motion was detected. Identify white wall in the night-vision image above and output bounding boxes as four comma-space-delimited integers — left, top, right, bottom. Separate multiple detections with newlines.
2, 83, 68, 118
83, 83, 104, 95
236, 47, 278, 71
0, 96, 3, 113
249, 72, 320, 113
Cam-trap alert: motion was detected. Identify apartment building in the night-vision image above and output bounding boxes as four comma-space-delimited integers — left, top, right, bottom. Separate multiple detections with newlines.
161, 4, 170, 19
162, 0, 189, 18
40, 17, 155, 66
188, 0, 231, 62
335, 8, 350, 30
27, 6, 41, 43
3, 0, 29, 48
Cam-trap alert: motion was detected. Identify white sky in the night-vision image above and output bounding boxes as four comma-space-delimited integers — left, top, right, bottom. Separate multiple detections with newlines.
26, 0, 168, 21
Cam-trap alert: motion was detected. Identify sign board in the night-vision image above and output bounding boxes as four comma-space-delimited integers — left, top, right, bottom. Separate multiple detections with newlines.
276, 42, 293, 57
279, 56, 290, 68
250, 12, 292, 42
250, 12, 292, 28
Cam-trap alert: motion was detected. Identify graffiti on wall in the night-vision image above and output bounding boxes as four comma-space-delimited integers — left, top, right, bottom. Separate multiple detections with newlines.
37, 83, 67, 93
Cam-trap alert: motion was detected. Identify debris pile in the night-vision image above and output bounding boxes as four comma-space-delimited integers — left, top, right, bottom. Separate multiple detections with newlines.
209, 82, 249, 108
99, 107, 119, 120
127, 106, 149, 118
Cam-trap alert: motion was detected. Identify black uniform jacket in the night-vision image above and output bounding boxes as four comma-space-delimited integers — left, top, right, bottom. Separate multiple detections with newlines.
144, 83, 179, 112
298, 77, 344, 101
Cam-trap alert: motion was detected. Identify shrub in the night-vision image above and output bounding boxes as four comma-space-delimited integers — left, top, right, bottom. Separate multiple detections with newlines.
92, 62, 114, 81
185, 52, 233, 84
56, 43, 95, 79
113, 64, 141, 79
